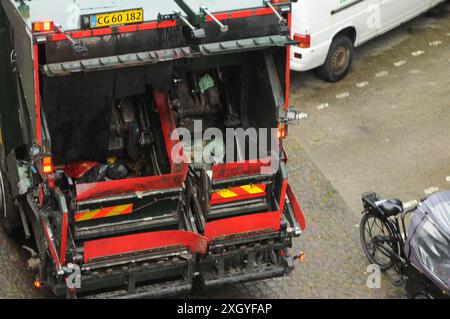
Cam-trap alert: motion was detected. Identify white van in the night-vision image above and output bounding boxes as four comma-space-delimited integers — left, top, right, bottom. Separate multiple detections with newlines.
290, 0, 446, 82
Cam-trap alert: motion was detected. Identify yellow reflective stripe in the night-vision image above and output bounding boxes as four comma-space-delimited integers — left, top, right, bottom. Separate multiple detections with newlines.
76, 204, 133, 222
241, 184, 264, 194
105, 204, 133, 217
217, 188, 238, 198
76, 210, 100, 222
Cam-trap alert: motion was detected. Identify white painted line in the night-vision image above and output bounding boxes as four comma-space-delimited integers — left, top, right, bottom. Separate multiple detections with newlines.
394, 60, 406, 67
404, 200, 418, 210
446, 176, 450, 182
336, 92, 350, 99
298, 113, 309, 120
375, 71, 388, 77
409, 69, 420, 75
429, 40, 442, 47
356, 81, 369, 88
317, 103, 329, 110
424, 187, 439, 195
411, 50, 425, 57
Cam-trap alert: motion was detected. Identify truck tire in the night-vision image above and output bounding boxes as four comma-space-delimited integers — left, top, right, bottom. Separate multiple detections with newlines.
0, 172, 20, 236
316, 35, 354, 82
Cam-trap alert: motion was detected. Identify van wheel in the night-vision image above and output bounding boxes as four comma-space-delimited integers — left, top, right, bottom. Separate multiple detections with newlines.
317, 36, 354, 82
0, 172, 20, 236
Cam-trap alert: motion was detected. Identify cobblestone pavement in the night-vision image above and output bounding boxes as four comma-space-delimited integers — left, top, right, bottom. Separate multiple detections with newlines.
190, 145, 403, 299
0, 233, 47, 298
2, 4, 449, 299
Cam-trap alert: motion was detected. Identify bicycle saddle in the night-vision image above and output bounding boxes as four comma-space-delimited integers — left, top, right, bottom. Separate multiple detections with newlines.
377, 199, 403, 216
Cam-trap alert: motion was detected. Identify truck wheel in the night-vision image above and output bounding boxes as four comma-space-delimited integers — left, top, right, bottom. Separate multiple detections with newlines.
0, 172, 20, 236
316, 36, 354, 82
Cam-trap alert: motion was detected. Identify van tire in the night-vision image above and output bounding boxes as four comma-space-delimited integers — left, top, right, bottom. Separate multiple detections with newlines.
316, 36, 354, 82
0, 172, 20, 236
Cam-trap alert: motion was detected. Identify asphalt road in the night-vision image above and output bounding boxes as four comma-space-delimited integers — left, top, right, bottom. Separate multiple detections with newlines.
290, 1, 450, 213
1, 2, 449, 299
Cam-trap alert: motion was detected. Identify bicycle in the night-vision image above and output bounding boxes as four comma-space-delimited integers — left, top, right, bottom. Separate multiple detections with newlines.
359, 192, 418, 273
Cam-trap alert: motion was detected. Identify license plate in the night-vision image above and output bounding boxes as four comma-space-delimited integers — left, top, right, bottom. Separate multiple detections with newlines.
90, 9, 143, 28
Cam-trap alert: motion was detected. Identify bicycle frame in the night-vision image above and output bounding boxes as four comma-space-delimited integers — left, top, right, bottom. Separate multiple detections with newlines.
362, 195, 416, 272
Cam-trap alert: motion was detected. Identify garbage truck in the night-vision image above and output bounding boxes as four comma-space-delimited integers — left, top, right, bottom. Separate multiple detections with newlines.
0, 0, 306, 298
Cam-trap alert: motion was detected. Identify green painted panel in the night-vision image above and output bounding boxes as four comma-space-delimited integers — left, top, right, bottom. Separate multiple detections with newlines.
0, 7, 24, 156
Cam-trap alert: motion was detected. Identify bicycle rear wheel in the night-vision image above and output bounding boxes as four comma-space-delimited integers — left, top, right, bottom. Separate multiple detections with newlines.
360, 213, 399, 271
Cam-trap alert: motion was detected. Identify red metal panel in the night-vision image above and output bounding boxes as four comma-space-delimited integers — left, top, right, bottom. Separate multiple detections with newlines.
212, 157, 272, 181
137, 21, 158, 31
278, 179, 288, 214
117, 24, 139, 33
60, 212, 68, 264
231, 10, 254, 19
155, 21, 177, 29
153, 91, 188, 175
92, 28, 113, 36
204, 211, 282, 241
83, 231, 208, 263
76, 173, 185, 202
63, 161, 98, 179
286, 184, 306, 231
206, 12, 229, 21
205, 178, 291, 240
33, 44, 41, 145
41, 218, 62, 272
254, 8, 275, 16
205, 8, 273, 22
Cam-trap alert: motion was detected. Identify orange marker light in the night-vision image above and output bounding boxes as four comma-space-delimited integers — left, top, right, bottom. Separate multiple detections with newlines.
32, 21, 54, 33
34, 280, 42, 289
42, 156, 53, 174
293, 34, 311, 49
299, 252, 305, 262
278, 123, 287, 139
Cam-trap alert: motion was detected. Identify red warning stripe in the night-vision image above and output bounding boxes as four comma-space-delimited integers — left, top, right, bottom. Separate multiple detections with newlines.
205, 8, 273, 22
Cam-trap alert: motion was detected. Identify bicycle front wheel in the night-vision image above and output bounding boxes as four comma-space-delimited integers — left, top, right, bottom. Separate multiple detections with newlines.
360, 213, 399, 271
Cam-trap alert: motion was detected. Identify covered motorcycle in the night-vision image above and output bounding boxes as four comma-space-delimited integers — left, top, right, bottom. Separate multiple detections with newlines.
405, 191, 450, 299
